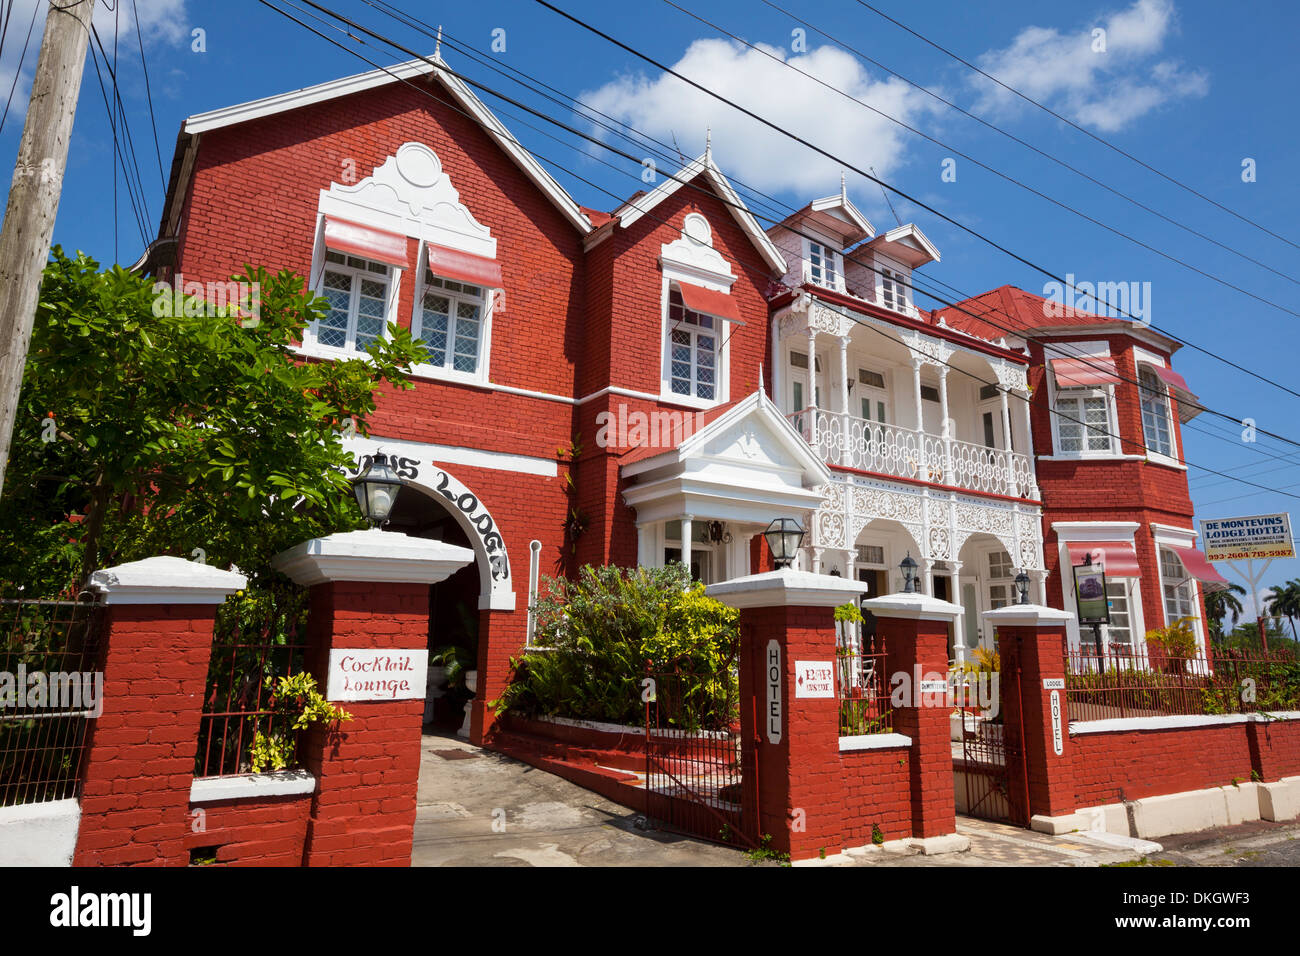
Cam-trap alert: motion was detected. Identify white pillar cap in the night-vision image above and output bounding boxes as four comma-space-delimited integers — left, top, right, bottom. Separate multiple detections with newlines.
861, 592, 963, 622
271, 529, 475, 586
705, 568, 867, 609
981, 604, 1074, 627
90, 556, 247, 605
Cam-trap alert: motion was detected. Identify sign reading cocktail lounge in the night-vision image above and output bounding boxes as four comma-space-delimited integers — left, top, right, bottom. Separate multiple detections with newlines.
327, 648, 428, 702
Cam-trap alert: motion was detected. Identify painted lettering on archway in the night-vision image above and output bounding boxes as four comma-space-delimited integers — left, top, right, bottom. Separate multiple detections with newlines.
343, 442, 512, 590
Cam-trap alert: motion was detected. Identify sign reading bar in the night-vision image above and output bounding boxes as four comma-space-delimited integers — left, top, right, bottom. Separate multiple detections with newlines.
794, 660, 835, 699
1199, 513, 1295, 561
766, 640, 782, 744
327, 648, 428, 702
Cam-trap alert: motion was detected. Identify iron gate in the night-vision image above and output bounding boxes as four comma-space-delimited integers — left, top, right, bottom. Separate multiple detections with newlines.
643, 663, 757, 848
956, 655, 1029, 827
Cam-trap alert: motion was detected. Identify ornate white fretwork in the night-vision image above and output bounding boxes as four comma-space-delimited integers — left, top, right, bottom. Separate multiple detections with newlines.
899, 329, 955, 368
991, 358, 1030, 395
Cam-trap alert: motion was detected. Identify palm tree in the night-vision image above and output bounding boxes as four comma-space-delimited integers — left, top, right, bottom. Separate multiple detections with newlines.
1265, 579, 1300, 641
1204, 583, 1246, 643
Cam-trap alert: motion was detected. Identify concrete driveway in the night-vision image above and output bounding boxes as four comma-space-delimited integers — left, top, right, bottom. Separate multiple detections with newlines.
412, 729, 748, 867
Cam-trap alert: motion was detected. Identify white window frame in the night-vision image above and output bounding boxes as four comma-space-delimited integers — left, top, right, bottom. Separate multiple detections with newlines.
1151, 525, 1208, 656
410, 245, 494, 386
659, 280, 729, 409
1137, 365, 1178, 464
300, 216, 403, 361
856, 363, 890, 424
805, 238, 844, 292
1049, 378, 1121, 458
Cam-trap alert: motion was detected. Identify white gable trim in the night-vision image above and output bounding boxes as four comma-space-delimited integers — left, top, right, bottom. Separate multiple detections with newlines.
604, 154, 787, 275
180, 55, 591, 235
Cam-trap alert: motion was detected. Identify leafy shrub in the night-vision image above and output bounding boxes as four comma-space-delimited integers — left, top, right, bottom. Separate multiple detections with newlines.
493, 563, 739, 728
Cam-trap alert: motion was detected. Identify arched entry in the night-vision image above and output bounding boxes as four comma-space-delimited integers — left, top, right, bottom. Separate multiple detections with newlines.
955, 532, 1016, 662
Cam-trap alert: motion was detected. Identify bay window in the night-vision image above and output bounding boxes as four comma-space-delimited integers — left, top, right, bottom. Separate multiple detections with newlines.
1160, 546, 1196, 624
1139, 367, 1175, 458
1054, 389, 1114, 455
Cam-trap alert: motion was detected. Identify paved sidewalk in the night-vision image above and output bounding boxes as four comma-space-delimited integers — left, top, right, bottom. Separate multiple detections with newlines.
412, 730, 1153, 867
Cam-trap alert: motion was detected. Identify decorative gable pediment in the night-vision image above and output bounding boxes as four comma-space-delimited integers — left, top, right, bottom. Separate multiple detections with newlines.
660, 213, 737, 291
319, 142, 496, 258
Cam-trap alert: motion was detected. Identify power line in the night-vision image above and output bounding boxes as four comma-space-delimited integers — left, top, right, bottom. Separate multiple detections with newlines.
0, 0, 42, 136
667, 0, 1300, 294
528, 0, 1300, 407
272, 0, 1300, 466
255, 0, 1300, 504
130, 0, 166, 193
849, 0, 1300, 253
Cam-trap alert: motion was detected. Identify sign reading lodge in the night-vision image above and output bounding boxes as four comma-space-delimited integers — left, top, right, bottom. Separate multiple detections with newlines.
1199, 513, 1295, 561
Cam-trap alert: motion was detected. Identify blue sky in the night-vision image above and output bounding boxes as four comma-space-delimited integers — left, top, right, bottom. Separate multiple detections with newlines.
6, 0, 1300, 611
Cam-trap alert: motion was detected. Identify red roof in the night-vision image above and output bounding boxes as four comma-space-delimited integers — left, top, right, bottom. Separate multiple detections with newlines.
616, 400, 737, 466
580, 206, 614, 228
932, 285, 1127, 343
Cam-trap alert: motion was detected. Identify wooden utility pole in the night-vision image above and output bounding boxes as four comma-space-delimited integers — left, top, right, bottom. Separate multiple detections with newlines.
0, 0, 97, 498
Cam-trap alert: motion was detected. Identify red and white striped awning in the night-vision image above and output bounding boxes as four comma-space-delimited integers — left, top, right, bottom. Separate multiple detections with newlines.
1066, 540, 1140, 577
323, 217, 410, 269
676, 281, 743, 323
1167, 544, 1231, 592
1050, 356, 1120, 388
1146, 364, 1203, 423
425, 242, 503, 288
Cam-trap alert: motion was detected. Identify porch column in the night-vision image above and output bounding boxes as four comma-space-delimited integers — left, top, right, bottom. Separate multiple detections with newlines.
949, 559, 966, 666
1032, 570, 1048, 605
910, 359, 924, 434
1000, 388, 1015, 495
811, 546, 823, 574
636, 521, 654, 567
680, 514, 693, 575
937, 367, 953, 485
271, 529, 474, 866
920, 557, 934, 596
837, 335, 851, 468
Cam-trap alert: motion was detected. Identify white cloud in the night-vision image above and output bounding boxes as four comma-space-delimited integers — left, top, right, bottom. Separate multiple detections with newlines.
971, 0, 1207, 133
0, 0, 189, 130
581, 38, 938, 199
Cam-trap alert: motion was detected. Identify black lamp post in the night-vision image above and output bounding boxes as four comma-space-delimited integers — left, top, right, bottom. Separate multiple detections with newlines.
763, 517, 805, 569
351, 453, 404, 529
1015, 569, 1031, 605
900, 552, 918, 593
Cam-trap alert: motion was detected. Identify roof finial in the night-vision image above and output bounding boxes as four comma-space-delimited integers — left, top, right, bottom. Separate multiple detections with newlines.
435, 24, 443, 59
705, 126, 712, 161
840, 170, 847, 202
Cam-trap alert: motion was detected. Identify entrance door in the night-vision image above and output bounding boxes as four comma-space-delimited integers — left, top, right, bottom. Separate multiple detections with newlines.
959, 577, 988, 662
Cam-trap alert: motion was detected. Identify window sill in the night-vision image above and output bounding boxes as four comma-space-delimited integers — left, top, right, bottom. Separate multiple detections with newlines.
1143, 452, 1186, 471
1037, 453, 1145, 463
658, 390, 726, 412
295, 341, 379, 364
408, 362, 489, 388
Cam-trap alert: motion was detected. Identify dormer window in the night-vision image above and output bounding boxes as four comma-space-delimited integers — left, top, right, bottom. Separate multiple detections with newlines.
807, 240, 843, 290
881, 269, 910, 312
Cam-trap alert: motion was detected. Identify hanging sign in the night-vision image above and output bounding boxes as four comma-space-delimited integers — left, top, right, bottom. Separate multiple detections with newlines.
1072, 560, 1110, 625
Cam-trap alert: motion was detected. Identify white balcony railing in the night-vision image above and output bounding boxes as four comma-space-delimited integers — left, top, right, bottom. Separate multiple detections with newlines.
787, 407, 1039, 500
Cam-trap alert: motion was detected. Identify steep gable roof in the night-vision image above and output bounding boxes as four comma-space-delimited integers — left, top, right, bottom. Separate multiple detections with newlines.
591, 153, 788, 275
160, 55, 592, 239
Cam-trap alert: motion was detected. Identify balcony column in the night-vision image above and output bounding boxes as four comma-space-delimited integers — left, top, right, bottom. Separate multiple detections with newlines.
1000, 388, 1015, 495
681, 514, 693, 576
837, 335, 851, 469
807, 327, 819, 446
937, 367, 953, 485
910, 358, 924, 433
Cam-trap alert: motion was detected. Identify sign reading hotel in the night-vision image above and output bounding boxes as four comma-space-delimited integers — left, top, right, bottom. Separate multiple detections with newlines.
794, 660, 834, 699
766, 640, 782, 744
327, 649, 428, 702
1199, 513, 1295, 561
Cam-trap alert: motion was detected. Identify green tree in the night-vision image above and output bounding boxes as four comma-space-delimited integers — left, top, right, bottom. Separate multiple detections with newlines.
1204, 582, 1246, 643
0, 248, 426, 593
1266, 580, 1300, 642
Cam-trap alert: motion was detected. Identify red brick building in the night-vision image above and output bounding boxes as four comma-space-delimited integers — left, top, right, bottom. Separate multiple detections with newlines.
147, 56, 1226, 743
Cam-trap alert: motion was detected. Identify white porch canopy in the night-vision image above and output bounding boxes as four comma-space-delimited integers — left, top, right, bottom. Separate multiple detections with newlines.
621, 391, 831, 575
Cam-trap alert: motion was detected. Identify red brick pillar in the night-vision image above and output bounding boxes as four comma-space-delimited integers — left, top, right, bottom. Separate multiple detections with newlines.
74, 556, 246, 866
982, 605, 1077, 828
865, 593, 963, 843
472, 607, 525, 745
707, 568, 868, 862
272, 529, 474, 866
